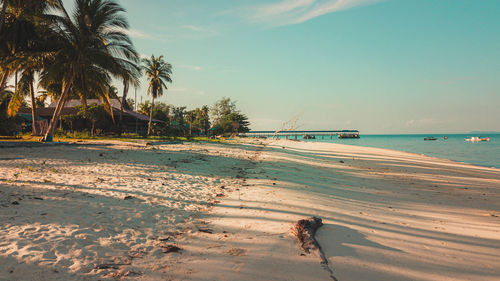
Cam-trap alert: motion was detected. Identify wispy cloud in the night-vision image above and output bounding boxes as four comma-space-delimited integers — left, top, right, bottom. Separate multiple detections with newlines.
124, 28, 154, 39
183, 25, 205, 32
405, 118, 439, 128
179, 64, 203, 71
110, 27, 169, 42
241, 0, 382, 26
182, 25, 219, 37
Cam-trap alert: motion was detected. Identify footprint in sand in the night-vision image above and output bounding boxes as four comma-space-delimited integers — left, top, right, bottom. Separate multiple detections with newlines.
227, 248, 246, 256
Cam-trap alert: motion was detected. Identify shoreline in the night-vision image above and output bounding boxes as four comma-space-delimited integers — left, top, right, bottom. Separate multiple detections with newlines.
1, 139, 499, 280
297, 136, 500, 169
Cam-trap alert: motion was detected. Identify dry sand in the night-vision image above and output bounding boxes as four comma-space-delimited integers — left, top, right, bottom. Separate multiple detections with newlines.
0, 139, 499, 280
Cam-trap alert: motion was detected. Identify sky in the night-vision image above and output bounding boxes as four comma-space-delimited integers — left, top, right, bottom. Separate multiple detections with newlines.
61, 0, 500, 134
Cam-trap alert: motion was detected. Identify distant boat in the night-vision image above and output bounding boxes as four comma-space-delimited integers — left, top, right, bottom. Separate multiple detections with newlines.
424, 137, 437, 141
338, 133, 360, 139
465, 137, 490, 142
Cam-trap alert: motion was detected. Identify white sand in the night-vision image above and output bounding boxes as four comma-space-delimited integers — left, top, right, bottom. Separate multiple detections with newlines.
1, 139, 499, 280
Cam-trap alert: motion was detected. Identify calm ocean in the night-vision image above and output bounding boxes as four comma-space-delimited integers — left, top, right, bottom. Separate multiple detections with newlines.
297, 134, 500, 169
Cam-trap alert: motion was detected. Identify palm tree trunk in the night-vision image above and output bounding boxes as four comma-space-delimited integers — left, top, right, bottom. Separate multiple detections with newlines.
0, 1, 7, 33
43, 75, 74, 141
14, 70, 17, 92
29, 80, 38, 135
148, 96, 155, 136
0, 70, 9, 96
118, 80, 128, 136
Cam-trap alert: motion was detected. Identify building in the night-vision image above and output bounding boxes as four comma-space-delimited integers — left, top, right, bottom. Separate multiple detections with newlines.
18, 99, 162, 135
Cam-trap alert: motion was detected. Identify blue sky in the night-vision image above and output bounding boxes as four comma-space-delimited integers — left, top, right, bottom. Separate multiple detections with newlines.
63, 0, 500, 133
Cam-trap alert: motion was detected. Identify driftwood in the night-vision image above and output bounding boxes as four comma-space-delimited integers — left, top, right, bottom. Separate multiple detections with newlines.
272, 113, 303, 139
294, 217, 323, 253
294, 217, 338, 281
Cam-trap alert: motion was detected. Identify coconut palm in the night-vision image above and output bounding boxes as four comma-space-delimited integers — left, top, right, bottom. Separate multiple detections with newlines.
0, 0, 60, 134
117, 71, 140, 136
39, 0, 139, 141
142, 55, 172, 135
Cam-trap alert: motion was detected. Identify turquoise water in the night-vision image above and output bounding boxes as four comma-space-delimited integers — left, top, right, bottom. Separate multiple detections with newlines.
290, 134, 500, 168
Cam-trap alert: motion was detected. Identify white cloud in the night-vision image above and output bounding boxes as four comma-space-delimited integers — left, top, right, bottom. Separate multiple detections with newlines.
182, 25, 219, 37
179, 64, 203, 71
257, 0, 315, 17
109, 27, 169, 41
125, 28, 154, 39
405, 118, 436, 127
244, 0, 382, 26
183, 25, 205, 32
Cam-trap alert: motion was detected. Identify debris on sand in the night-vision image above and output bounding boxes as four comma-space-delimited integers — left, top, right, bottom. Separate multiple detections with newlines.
294, 217, 323, 253
161, 244, 182, 254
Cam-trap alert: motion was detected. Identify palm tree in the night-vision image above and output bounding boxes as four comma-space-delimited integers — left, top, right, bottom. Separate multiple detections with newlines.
117, 73, 140, 136
40, 0, 139, 141
142, 55, 172, 135
0, 0, 60, 135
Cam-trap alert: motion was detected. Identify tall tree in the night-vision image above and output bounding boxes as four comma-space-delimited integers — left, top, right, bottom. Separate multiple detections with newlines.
40, 0, 139, 141
117, 73, 140, 136
142, 55, 172, 136
0, 0, 60, 135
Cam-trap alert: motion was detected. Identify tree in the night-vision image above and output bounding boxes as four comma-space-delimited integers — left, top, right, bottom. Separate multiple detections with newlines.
125, 98, 134, 110
39, 0, 139, 141
0, 0, 59, 135
189, 106, 210, 136
211, 97, 236, 124
138, 100, 151, 116
142, 55, 172, 136
211, 97, 250, 135
118, 70, 140, 136
7, 67, 40, 134
77, 103, 107, 136
0, 86, 23, 135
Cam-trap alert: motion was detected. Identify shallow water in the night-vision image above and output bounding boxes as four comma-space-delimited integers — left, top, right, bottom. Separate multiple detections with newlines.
287, 134, 500, 168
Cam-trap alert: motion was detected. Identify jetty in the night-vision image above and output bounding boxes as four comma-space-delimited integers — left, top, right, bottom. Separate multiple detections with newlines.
243, 130, 360, 139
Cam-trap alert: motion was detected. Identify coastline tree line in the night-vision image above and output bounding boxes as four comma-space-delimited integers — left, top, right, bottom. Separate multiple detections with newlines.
0, 0, 249, 139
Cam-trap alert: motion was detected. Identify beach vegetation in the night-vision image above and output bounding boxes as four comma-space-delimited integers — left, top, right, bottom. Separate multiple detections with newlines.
142, 55, 173, 136
0, 0, 251, 140
211, 97, 250, 135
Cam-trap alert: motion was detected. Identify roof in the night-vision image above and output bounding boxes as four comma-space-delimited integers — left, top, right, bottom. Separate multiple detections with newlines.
48, 99, 122, 108
19, 99, 163, 123
18, 107, 78, 117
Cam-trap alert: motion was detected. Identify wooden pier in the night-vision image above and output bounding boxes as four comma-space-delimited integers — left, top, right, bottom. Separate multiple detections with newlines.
243, 130, 360, 140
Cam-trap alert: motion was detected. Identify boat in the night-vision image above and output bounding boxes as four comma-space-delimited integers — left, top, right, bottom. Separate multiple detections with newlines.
338, 133, 360, 139
303, 134, 316, 140
465, 137, 490, 142
424, 137, 437, 141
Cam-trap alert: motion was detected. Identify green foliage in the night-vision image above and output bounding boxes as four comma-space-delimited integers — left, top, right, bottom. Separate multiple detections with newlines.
211, 97, 250, 135
125, 98, 135, 110
188, 106, 210, 135
142, 55, 173, 100
142, 54, 173, 135
211, 97, 236, 124
77, 104, 110, 136
0, 91, 24, 135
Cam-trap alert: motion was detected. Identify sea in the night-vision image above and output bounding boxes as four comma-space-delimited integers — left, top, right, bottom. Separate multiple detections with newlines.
296, 134, 500, 169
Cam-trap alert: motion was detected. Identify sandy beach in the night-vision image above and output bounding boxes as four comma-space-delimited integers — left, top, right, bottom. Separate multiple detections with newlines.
1, 139, 499, 281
